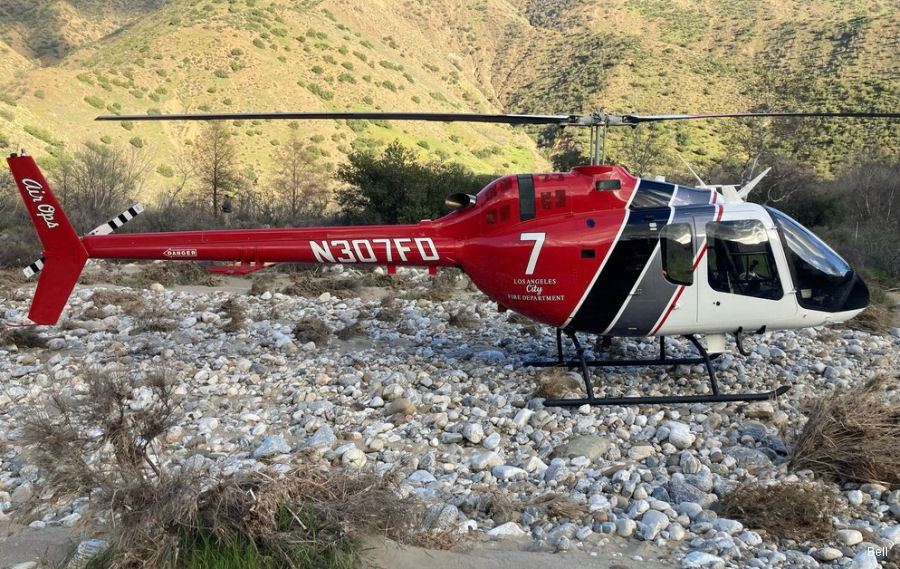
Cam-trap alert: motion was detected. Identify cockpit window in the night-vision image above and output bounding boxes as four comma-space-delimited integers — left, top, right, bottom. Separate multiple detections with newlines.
706, 219, 783, 300
767, 207, 855, 311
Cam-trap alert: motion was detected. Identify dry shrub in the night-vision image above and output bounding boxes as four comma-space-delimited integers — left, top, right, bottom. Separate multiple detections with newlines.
23, 367, 175, 507
0, 268, 26, 292
219, 297, 247, 332
90, 288, 145, 315
507, 312, 533, 325
134, 305, 177, 333
448, 308, 478, 328
847, 280, 896, 333
22, 367, 428, 569
481, 489, 519, 524
135, 261, 222, 287
199, 467, 418, 544
527, 493, 588, 520
790, 374, 900, 485
376, 296, 402, 322
282, 272, 361, 297
0, 326, 48, 349
532, 368, 583, 400
336, 322, 363, 340
293, 316, 331, 346
249, 272, 277, 296
847, 302, 894, 333
402, 267, 462, 302
720, 481, 844, 543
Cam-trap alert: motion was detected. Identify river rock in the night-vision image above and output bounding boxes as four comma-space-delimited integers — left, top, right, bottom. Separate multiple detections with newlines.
554, 435, 611, 460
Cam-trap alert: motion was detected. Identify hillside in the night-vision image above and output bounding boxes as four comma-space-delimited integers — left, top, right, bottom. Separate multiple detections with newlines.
0, 0, 897, 201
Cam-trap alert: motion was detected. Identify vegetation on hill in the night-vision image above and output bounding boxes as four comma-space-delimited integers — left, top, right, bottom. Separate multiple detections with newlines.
0, 0, 897, 286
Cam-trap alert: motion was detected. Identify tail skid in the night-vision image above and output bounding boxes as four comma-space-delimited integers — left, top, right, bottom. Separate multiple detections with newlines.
7, 153, 88, 325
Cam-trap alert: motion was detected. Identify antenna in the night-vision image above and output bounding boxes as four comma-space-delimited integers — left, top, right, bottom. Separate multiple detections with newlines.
677, 154, 707, 187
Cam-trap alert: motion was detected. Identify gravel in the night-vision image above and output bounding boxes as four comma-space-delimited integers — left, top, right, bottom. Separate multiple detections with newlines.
1, 269, 898, 568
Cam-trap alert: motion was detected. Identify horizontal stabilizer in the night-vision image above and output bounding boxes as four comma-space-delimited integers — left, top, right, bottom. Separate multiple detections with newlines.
87, 203, 145, 236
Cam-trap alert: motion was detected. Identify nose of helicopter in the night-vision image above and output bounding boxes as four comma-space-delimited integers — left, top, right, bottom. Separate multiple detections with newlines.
841, 271, 870, 312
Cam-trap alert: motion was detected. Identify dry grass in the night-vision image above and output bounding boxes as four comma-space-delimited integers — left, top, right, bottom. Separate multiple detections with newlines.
527, 493, 588, 520
790, 374, 900, 486
720, 481, 845, 543
532, 368, 584, 400
134, 306, 177, 333
293, 316, 332, 346
0, 326, 47, 349
480, 490, 588, 525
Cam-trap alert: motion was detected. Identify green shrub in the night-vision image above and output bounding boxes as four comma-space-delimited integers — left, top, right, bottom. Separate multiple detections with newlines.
84, 95, 105, 109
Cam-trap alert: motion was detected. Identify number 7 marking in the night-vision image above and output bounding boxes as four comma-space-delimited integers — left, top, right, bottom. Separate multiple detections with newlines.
520, 232, 545, 275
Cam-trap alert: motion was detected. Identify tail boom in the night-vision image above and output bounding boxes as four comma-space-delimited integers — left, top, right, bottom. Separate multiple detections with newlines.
81, 225, 462, 268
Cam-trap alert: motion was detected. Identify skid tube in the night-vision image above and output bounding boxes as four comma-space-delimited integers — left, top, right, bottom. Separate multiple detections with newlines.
526, 329, 791, 407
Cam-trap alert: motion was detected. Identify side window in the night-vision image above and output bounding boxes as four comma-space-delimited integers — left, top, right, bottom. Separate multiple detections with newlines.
660, 223, 693, 285
706, 219, 783, 300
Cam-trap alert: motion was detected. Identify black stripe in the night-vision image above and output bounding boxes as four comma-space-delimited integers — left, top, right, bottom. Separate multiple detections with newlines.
117, 213, 128, 224
569, 207, 670, 334
107, 221, 117, 231
127, 207, 139, 217
630, 180, 675, 209
517, 174, 535, 221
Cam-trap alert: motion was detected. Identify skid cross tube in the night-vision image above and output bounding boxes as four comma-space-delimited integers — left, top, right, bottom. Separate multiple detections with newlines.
526, 330, 790, 406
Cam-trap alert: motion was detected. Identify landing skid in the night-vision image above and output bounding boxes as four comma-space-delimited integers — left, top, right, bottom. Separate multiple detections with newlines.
526, 329, 791, 407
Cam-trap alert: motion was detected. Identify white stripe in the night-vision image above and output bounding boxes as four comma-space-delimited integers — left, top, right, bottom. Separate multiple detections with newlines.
23, 258, 45, 278
562, 180, 642, 328
600, 186, 680, 335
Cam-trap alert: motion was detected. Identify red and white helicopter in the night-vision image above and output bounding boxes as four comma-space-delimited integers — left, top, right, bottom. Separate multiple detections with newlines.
7, 110, 896, 406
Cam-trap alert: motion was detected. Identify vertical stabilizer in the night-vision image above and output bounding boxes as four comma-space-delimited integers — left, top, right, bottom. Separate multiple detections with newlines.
7, 154, 89, 324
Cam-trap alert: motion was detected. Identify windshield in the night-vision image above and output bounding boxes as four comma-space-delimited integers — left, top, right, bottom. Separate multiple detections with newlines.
767, 207, 854, 311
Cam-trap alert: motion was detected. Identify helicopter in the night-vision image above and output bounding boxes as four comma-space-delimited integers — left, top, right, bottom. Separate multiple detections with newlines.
7, 110, 898, 407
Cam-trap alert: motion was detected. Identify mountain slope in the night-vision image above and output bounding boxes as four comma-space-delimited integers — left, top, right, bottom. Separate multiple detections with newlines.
0, 0, 897, 199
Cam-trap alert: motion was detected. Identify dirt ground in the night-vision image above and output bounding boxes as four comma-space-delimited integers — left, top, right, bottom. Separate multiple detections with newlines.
0, 523, 680, 569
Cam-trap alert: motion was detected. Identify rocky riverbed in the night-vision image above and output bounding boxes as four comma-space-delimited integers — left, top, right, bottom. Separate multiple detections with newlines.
1, 266, 899, 569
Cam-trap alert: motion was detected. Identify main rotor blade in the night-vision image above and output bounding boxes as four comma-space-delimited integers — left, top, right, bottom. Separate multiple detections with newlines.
95, 111, 580, 125
622, 111, 900, 125
96, 110, 900, 127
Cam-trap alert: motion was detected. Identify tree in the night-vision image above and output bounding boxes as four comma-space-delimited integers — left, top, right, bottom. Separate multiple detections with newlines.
56, 143, 148, 232
336, 141, 493, 225
272, 136, 329, 223
549, 130, 590, 171
192, 122, 239, 217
